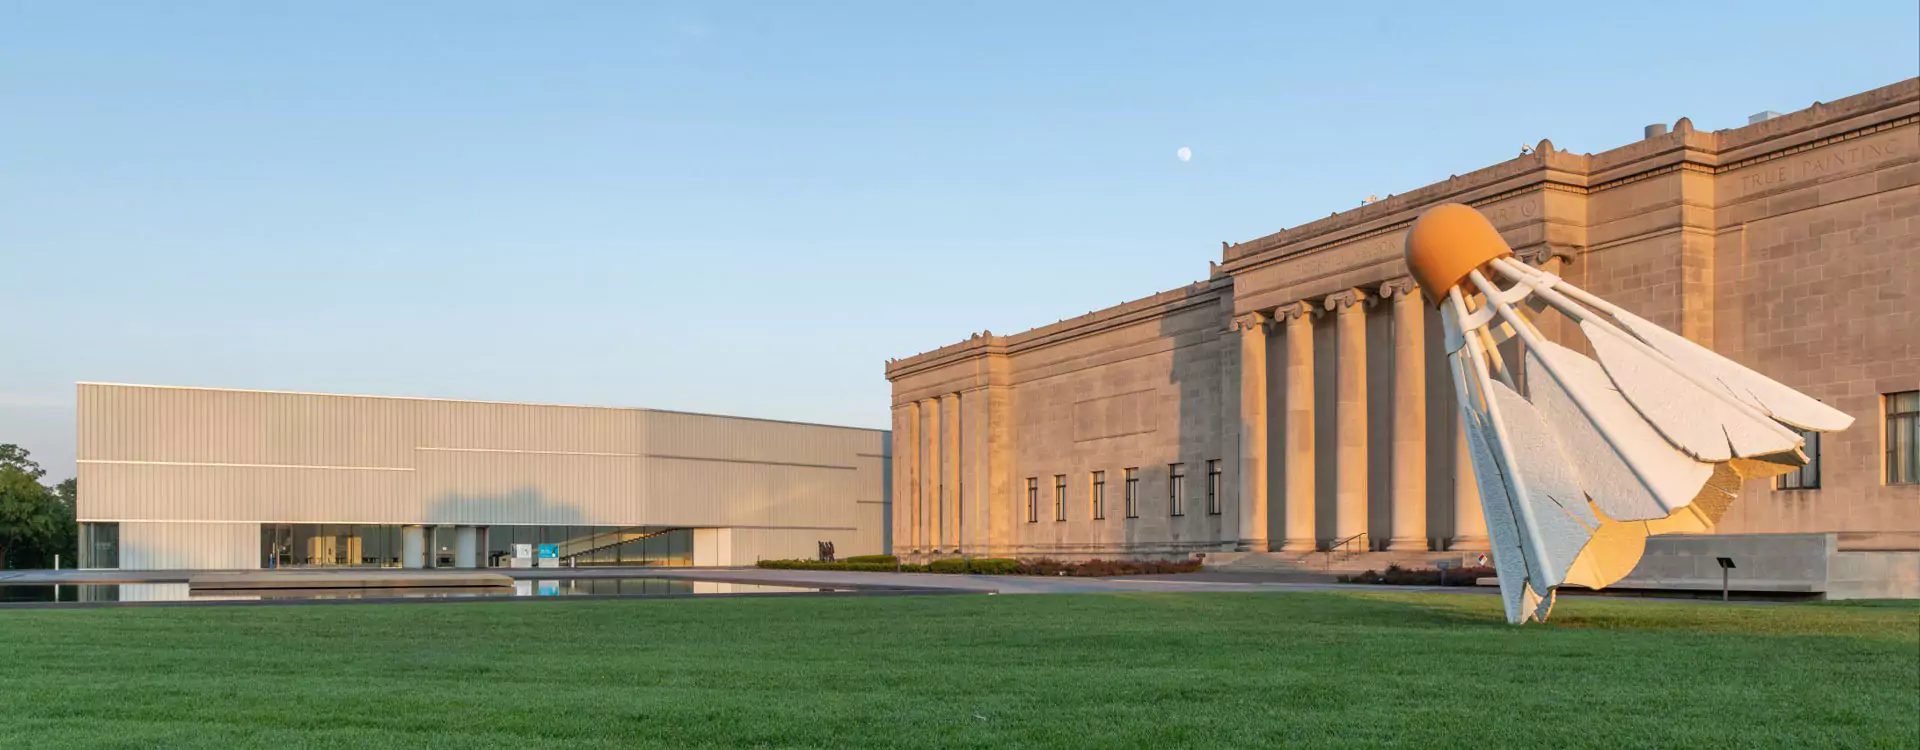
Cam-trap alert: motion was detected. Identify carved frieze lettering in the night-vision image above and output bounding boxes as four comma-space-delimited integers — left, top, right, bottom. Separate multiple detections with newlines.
1733, 126, 1910, 196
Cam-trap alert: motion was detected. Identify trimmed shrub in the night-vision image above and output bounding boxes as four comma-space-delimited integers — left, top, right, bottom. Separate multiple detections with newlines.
927, 558, 970, 574
1338, 565, 1496, 586
842, 554, 898, 565
1017, 558, 1203, 577
967, 558, 1020, 575
752, 557, 1202, 577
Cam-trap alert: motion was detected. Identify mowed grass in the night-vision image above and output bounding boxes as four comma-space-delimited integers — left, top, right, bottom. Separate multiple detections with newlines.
0, 592, 1915, 748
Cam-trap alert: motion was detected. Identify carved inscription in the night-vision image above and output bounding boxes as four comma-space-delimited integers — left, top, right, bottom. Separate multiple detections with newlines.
1483, 196, 1542, 227
1735, 128, 1909, 195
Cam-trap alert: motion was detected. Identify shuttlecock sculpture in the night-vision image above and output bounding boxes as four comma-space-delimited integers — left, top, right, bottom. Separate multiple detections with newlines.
1405, 204, 1852, 624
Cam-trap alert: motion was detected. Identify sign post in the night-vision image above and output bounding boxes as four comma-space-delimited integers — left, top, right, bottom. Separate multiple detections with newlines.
1716, 557, 1737, 602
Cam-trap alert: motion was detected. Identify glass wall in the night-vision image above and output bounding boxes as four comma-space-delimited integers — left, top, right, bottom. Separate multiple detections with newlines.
485, 526, 693, 567
79, 522, 119, 569
261, 524, 401, 568
254, 524, 696, 568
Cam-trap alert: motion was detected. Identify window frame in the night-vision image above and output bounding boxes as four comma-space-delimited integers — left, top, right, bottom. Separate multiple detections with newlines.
1888, 391, 1920, 486
1026, 477, 1039, 523
1053, 474, 1067, 521
1168, 463, 1186, 517
1777, 430, 1821, 490
1091, 471, 1106, 520
1206, 459, 1223, 515
1123, 467, 1140, 519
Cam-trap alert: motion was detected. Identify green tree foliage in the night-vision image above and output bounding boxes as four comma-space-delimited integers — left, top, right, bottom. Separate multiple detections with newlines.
0, 444, 77, 569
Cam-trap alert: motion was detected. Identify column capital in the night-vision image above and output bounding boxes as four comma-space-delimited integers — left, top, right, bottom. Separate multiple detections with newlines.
1274, 300, 1320, 322
1377, 277, 1421, 300
1324, 288, 1373, 311
1230, 311, 1272, 333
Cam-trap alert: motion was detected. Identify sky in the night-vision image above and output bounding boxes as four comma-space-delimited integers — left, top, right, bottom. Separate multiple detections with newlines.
4, 1, 1917, 479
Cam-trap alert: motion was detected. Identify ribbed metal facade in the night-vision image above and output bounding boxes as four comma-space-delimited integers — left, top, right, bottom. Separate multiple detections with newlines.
77, 383, 889, 568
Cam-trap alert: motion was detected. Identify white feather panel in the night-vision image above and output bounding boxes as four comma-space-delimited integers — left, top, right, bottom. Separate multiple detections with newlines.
1608, 308, 1855, 432
1583, 321, 1800, 462
1485, 379, 1597, 592
1526, 340, 1714, 521
1460, 389, 1534, 625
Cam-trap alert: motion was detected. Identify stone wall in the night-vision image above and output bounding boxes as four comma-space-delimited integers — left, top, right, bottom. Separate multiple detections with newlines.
887, 78, 1920, 560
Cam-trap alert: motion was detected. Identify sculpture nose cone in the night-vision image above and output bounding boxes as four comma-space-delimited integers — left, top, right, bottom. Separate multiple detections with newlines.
1404, 203, 1514, 306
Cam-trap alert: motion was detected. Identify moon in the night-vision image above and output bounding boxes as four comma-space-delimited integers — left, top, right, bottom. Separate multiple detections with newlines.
1176, 146, 1192, 163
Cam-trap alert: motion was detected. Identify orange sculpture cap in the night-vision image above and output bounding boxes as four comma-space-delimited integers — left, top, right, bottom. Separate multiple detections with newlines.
1403, 203, 1513, 307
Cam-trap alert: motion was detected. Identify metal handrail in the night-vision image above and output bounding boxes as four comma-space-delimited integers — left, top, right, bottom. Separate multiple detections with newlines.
1322, 532, 1369, 569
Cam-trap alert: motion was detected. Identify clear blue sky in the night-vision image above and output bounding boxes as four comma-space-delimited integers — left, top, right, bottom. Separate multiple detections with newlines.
4, 1, 1916, 479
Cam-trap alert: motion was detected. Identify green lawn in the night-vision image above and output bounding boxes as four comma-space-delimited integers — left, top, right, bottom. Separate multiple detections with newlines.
1, 592, 1914, 748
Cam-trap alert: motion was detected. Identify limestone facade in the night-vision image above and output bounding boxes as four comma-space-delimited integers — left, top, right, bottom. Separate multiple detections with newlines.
886, 79, 1920, 559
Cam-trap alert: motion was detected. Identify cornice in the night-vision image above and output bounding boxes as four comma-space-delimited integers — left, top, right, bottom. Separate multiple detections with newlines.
1217, 77, 1917, 278
885, 279, 1227, 381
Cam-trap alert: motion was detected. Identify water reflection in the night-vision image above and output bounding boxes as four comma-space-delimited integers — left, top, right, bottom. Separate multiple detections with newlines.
0, 578, 838, 605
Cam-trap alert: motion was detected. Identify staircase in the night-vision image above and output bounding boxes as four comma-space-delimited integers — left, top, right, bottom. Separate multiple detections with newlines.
555, 528, 674, 561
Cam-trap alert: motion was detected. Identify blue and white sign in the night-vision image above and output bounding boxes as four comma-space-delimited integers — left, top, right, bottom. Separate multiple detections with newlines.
537, 543, 558, 559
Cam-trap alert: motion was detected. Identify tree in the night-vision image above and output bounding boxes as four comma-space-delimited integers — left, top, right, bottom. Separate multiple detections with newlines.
0, 444, 45, 480
0, 465, 56, 569
50, 478, 78, 566
0, 444, 74, 570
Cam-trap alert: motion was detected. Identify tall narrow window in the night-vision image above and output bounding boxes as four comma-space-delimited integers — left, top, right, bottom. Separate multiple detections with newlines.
1207, 459, 1223, 515
1124, 468, 1139, 519
1054, 475, 1067, 521
1777, 430, 1821, 490
1889, 391, 1919, 485
1026, 478, 1039, 523
1091, 471, 1107, 520
79, 522, 120, 569
1169, 463, 1186, 517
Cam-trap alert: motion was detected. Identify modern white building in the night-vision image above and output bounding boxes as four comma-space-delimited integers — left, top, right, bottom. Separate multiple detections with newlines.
75, 383, 890, 570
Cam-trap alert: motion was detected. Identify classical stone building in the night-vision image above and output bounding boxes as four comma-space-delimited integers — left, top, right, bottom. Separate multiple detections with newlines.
885, 78, 1919, 566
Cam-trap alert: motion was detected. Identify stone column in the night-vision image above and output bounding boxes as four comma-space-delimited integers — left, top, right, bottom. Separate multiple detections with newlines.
402, 525, 426, 569
891, 403, 916, 556
1278, 302, 1319, 552
920, 397, 941, 553
1451, 412, 1491, 551
1326, 288, 1370, 550
1382, 279, 1429, 551
1232, 311, 1271, 552
454, 526, 479, 569
940, 393, 961, 551
959, 389, 990, 552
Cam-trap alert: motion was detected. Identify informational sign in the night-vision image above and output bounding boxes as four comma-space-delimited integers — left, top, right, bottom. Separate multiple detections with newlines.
536, 543, 559, 568
511, 544, 534, 569
514, 544, 532, 559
